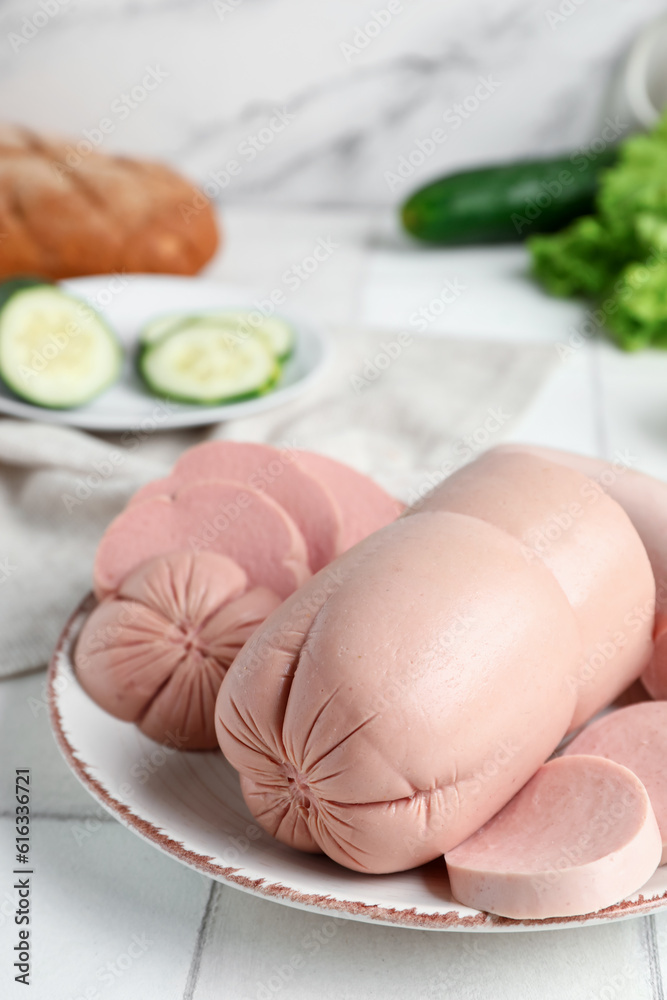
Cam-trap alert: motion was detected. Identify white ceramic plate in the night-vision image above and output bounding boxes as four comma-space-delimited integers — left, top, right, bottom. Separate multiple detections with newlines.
0, 275, 328, 431
48, 595, 667, 933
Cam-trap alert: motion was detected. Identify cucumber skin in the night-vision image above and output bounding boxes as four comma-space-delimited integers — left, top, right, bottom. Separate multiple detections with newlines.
136, 324, 282, 407
140, 312, 296, 363
139, 313, 195, 348
0, 277, 50, 312
136, 314, 293, 403
401, 149, 618, 245
137, 353, 281, 407
0, 284, 123, 409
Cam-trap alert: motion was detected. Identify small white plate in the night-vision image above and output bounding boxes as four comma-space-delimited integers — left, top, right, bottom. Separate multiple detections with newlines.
49, 595, 667, 933
0, 275, 329, 431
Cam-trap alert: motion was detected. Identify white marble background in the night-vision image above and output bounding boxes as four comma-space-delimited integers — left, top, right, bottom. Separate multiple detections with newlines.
1, 0, 666, 205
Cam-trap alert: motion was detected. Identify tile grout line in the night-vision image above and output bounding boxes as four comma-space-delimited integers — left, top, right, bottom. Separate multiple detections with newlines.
587, 337, 611, 460
345, 207, 377, 330
182, 880, 220, 1000
1, 662, 49, 680
643, 914, 665, 1000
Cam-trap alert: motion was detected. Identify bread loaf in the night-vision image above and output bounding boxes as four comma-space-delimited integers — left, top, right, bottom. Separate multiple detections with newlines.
0, 124, 219, 279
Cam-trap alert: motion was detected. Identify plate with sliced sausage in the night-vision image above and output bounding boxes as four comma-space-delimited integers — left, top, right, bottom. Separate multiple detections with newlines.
48, 441, 667, 930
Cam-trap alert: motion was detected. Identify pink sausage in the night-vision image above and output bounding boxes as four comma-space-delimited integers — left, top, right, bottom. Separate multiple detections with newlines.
76, 551, 281, 748
129, 441, 344, 573
563, 701, 667, 863
216, 510, 583, 873
495, 445, 667, 699
216, 448, 654, 875
93, 480, 310, 599
414, 449, 655, 728
294, 450, 404, 552
445, 755, 661, 919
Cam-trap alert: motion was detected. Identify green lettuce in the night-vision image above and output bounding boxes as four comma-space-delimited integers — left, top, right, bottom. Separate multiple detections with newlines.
529, 110, 667, 349
530, 217, 625, 298
607, 261, 667, 351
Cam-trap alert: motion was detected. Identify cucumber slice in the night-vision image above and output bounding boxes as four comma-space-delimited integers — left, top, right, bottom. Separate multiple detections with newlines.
139, 310, 295, 360
210, 311, 295, 361
0, 283, 122, 408
254, 317, 294, 361
138, 321, 279, 405
139, 313, 188, 347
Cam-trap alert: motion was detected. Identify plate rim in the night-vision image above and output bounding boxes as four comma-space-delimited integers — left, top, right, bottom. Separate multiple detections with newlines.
48, 594, 667, 933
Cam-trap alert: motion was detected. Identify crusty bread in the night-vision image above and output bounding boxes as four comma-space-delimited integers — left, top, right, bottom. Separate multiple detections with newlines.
0, 124, 219, 280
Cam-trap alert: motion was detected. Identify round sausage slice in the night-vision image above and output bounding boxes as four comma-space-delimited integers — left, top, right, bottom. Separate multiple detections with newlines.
563, 702, 667, 864
445, 755, 661, 919
129, 441, 344, 573
93, 479, 310, 599
294, 449, 403, 552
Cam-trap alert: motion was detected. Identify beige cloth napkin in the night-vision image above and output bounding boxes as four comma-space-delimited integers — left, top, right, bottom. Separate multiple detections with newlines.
0, 331, 555, 677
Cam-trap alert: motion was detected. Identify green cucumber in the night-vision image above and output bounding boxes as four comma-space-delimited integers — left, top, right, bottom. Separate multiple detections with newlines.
0, 277, 46, 311
139, 313, 184, 346
138, 320, 279, 405
401, 149, 618, 244
0, 281, 122, 408
262, 318, 295, 361
139, 310, 295, 361
214, 311, 295, 361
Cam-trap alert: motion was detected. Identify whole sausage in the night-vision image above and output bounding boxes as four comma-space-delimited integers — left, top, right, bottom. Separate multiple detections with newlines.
215, 450, 654, 873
